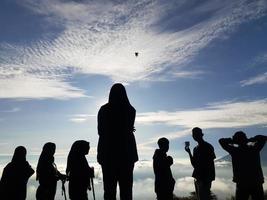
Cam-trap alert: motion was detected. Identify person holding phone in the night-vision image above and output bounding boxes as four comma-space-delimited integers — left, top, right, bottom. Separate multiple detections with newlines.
185, 127, 216, 200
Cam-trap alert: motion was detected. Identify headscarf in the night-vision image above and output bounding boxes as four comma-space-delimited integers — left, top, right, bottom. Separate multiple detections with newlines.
36, 142, 56, 180
11, 146, 27, 163
66, 140, 89, 175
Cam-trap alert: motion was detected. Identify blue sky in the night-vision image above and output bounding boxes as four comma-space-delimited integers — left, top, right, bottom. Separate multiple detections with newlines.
0, 0, 267, 198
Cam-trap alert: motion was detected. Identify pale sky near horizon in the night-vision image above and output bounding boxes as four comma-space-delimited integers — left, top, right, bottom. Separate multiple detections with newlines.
0, 0, 267, 164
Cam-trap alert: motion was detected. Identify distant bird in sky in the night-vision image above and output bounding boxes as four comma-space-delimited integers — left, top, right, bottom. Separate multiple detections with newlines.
135, 52, 139, 57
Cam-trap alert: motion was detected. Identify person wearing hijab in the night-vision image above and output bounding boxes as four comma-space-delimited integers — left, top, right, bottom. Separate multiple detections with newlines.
0, 146, 34, 200
66, 140, 94, 200
97, 83, 138, 200
36, 142, 66, 200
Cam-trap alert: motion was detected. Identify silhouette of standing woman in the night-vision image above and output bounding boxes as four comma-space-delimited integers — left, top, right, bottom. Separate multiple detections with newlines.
36, 142, 66, 200
0, 146, 34, 200
66, 140, 94, 200
97, 83, 138, 200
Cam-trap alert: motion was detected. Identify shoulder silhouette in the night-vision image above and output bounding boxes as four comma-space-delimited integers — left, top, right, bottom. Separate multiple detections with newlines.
0, 146, 34, 200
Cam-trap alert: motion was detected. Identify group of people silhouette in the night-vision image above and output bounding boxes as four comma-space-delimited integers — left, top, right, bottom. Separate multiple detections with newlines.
0, 83, 266, 200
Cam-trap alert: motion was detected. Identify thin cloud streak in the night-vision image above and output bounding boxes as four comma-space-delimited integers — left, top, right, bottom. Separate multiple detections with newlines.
136, 99, 267, 129
0, 0, 266, 99
240, 72, 267, 86
69, 114, 96, 123
0, 108, 21, 113
172, 70, 206, 79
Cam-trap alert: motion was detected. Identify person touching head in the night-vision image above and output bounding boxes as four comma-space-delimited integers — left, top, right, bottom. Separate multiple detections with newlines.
219, 132, 267, 200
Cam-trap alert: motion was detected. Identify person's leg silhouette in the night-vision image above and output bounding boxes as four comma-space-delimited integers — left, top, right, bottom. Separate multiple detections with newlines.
118, 164, 134, 200
102, 165, 117, 200
235, 183, 249, 200
250, 183, 264, 200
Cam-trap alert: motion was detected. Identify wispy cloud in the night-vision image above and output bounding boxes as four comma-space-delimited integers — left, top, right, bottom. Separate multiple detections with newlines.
241, 51, 267, 86
1, 0, 267, 99
69, 114, 96, 123
0, 107, 20, 113
136, 99, 267, 129
254, 52, 267, 65
172, 70, 206, 79
0, 74, 86, 99
241, 72, 267, 86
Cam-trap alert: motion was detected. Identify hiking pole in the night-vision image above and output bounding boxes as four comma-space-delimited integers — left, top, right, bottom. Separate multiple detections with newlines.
91, 177, 96, 200
62, 179, 67, 200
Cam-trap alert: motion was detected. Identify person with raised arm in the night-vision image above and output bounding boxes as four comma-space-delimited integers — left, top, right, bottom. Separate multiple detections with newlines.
219, 131, 267, 200
185, 127, 216, 200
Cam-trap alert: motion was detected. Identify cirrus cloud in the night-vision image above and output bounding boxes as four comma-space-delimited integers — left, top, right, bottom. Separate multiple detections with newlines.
1, 0, 267, 99
136, 99, 267, 129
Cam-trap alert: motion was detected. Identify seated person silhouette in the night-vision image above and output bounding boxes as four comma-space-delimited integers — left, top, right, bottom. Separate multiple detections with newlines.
185, 127, 216, 200
66, 140, 94, 200
36, 142, 67, 200
153, 137, 175, 200
219, 131, 267, 200
0, 146, 34, 200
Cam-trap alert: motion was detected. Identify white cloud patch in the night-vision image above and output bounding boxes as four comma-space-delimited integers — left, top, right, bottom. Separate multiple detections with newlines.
241, 52, 267, 86
0, 74, 86, 99
136, 99, 267, 129
69, 114, 96, 123
70, 98, 267, 156
241, 72, 267, 86
173, 70, 206, 79
0, 0, 267, 99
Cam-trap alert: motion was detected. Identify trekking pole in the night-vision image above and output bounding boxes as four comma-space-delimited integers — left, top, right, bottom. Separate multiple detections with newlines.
62, 179, 67, 200
91, 177, 96, 200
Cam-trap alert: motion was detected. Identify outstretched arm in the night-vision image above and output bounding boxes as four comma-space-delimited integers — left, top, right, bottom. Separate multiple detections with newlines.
219, 138, 235, 153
